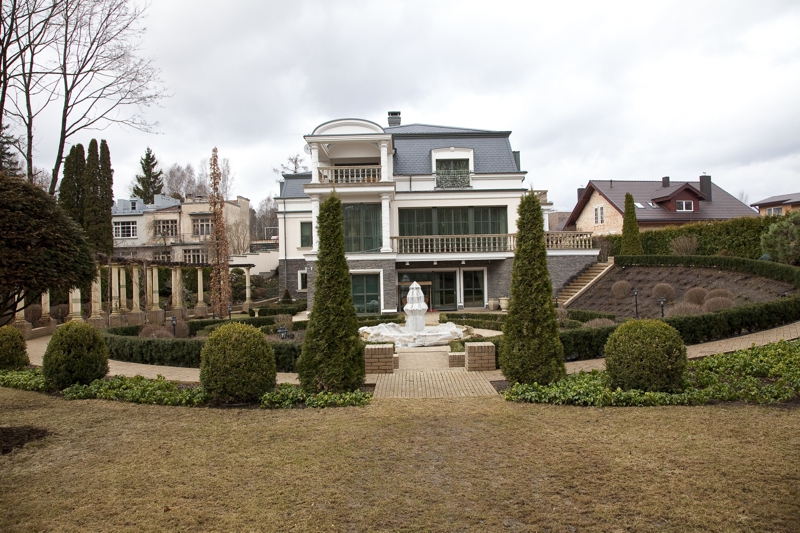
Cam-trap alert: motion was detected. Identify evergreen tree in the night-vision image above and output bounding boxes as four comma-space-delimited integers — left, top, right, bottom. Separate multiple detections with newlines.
58, 144, 86, 226
131, 147, 164, 203
82, 139, 112, 255
96, 140, 115, 254
0, 125, 24, 178
620, 192, 644, 255
499, 192, 566, 385
297, 194, 364, 393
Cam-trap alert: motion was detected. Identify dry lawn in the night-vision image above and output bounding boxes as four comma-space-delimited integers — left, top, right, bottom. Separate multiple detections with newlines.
1, 388, 799, 532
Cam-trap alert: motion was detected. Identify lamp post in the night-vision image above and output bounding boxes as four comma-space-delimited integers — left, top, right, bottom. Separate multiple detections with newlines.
554, 295, 559, 308
228, 303, 232, 321
632, 288, 640, 319
659, 297, 666, 317
277, 325, 288, 340
171, 315, 177, 336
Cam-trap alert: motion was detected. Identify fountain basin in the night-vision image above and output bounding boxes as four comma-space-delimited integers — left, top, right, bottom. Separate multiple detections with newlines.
359, 322, 472, 348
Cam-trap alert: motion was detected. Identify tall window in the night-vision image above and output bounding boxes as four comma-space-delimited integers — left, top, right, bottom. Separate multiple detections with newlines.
192, 218, 213, 235
343, 204, 382, 253
594, 206, 604, 225
398, 207, 507, 236
351, 274, 381, 314
676, 200, 693, 212
153, 219, 178, 237
113, 221, 137, 238
300, 221, 312, 247
183, 249, 207, 264
435, 159, 470, 188
767, 207, 782, 216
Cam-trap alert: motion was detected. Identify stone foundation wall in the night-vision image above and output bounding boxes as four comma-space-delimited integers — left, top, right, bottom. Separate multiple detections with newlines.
546, 254, 598, 292
280, 258, 309, 301
487, 260, 513, 299
364, 344, 394, 374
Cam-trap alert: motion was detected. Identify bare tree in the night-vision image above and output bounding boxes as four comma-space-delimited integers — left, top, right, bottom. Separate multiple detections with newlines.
220, 157, 234, 199
227, 218, 250, 255
272, 154, 307, 176
46, 0, 168, 194
252, 194, 278, 241
208, 148, 230, 317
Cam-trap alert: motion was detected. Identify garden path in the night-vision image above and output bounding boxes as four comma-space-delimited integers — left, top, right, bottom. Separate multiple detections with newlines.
21, 319, 800, 397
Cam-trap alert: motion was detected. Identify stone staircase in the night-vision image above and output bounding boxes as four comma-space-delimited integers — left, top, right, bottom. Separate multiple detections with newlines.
557, 260, 614, 307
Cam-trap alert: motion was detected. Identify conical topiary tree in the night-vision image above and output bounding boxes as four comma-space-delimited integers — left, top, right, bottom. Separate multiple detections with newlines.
58, 144, 86, 226
620, 192, 643, 255
297, 193, 364, 393
499, 192, 566, 385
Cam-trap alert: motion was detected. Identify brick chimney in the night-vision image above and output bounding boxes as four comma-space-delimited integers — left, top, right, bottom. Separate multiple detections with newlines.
577, 187, 586, 201
662, 176, 670, 187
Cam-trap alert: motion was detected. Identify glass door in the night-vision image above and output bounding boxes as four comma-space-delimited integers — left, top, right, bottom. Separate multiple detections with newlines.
432, 272, 457, 311
463, 271, 484, 308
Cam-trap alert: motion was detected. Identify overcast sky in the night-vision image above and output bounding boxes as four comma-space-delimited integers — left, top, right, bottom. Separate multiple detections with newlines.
27, 0, 800, 212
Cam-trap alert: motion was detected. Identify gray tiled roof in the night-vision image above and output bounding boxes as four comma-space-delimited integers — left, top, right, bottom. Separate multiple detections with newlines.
393, 136, 519, 175
589, 180, 758, 221
278, 172, 311, 198
385, 123, 500, 134
750, 192, 800, 207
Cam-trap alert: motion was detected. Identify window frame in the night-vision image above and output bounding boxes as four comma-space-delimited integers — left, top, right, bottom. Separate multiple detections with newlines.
113, 221, 137, 238
767, 207, 783, 216
298, 269, 308, 291
192, 218, 213, 236
153, 219, 178, 237
300, 221, 312, 248
676, 200, 694, 212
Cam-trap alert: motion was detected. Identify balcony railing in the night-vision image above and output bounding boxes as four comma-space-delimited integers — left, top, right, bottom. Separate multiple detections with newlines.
148, 232, 212, 245
392, 232, 594, 254
318, 165, 382, 184
435, 170, 471, 189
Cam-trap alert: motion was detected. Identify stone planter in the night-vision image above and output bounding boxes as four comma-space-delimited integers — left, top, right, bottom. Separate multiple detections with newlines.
499, 297, 510, 311
488, 298, 500, 311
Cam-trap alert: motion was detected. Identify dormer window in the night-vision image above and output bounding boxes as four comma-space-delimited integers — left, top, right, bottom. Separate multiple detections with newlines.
676, 200, 694, 212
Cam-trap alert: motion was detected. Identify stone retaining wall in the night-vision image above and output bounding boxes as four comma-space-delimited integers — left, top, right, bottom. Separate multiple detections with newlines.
365, 344, 394, 374
465, 342, 496, 372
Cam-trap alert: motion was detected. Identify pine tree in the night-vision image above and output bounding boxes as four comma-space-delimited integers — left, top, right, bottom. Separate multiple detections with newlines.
620, 192, 644, 255
0, 125, 24, 178
58, 144, 86, 226
208, 148, 231, 318
499, 192, 566, 385
131, 147, 164, 203
297, 194, 364, 393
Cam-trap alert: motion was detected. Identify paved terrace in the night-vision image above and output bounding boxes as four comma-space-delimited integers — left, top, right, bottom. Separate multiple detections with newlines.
21, 318, 800, 400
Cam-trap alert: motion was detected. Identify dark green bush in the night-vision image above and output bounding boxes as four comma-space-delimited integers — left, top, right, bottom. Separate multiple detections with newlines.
103, 334, 204, 367
559, 325, 618, 361
560, 319, 584, 329
606, 216, 780, 259
105, 325, 143, 336
440, 313, 505, 323
271, 341, 302, 372
200, 322, 277, 403
605, 319, 687, 392
566, 309, 616, 323
43, 321, 109, 389
0, 326, 29, 370
188, 316, 275, 336
63, 375, 208, 406
620, 193, 644, 255
761, 210, 800, 265
261, 383, 372, 409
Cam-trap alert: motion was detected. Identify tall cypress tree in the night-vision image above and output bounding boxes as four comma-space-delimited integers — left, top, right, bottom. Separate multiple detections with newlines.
620, 192, 644, 255
499, 192, 566, 385
97, 140, 115, 254
58, 144, 86, 226
131, 147, 163, 203
82, 139, 113, 255
297, 193, 364, 393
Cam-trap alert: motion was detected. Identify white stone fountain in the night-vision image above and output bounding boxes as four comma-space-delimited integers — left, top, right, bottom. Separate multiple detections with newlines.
358, 282, 469, 347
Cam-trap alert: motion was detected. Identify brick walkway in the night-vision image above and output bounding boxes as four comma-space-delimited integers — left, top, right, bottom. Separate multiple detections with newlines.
20, 319, 800, 398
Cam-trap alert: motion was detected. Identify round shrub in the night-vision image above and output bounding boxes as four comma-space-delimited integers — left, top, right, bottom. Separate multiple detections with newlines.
706, 288, 735, 301
582, 318, 616, 328
200, 322, 276, 403
24, 304, 42, 326
703, 297, 735, 313
651, 283, 675, 302
604, 319, 687, 392
139, 324, 174, 339
611, 280, 632, 299
665, 303, 703, 317
684, 287, 708, 306
42, 321, 109, 389
0, 326, 29, 370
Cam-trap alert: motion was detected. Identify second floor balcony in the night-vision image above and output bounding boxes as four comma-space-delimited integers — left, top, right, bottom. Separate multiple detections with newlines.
392, 231, 594, 254
319, 165, 382, 184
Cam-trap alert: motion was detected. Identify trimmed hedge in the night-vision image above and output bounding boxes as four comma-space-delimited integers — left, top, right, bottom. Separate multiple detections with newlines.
559, 325, 619, 361
441, 313, 505, 322
606, 216, 780, 259
566, 309, 616, 323
188, 316, 275, 337
249, 300, 308, 317
614, 255, 800, 287
106, 325, 144, 336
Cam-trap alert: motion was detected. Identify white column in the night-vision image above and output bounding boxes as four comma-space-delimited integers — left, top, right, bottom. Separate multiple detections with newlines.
150, 266, 160, 310
311, 195, 320, 253
91, 275, 102, 318
69, 288, 82, 319
172, 268, 184, 310
380, 193, 392, 252
119, 267, 128, 311
131, 267, 140, 312
41, 290, 51, 320
14, 293, 26, 323
310, 143, 320, 184
245, 267, 251, 304
380, 141, 389, 182
145, 266, 153, 310
111, 266, 120, 315
196, 268, 204, 304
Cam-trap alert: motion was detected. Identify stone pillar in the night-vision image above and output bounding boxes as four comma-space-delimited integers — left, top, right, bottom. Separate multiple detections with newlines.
194, 268, 207, 317
172, 267, 185, 319
69, 288, 82, 320
465, 342, 496, 372
131, 267, 141, 311
380, 193, 392, 252
150, 266, 160, 310
310, 143, 319, 184
12, 294, 32, 337
119, 267, 128, 312
111, 266, 120, 315
310, 195, 320, 253
380, 140, 389, 182
91, 276, 102, 318
145, 266, 153, 310
242, 267, 252, 313
40, 290, 51, 322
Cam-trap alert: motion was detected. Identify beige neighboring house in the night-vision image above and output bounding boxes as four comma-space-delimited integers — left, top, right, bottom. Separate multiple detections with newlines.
563, 176, 758, 235
750, 193, 800, 217
112, 194, 251, 262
